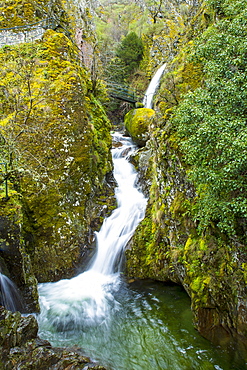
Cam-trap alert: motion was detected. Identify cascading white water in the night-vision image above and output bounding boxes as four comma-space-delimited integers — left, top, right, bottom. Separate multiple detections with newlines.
143, 63, 166, 109
37, 64, 167, 332
36, 71, 239, 370
89, 135, 147, 275
0, 273, 23, 312
38, 133, 147, 329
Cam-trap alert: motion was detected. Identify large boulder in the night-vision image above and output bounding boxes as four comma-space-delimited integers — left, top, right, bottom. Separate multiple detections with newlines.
124, 108, 155, 146
0, 30, 115, 284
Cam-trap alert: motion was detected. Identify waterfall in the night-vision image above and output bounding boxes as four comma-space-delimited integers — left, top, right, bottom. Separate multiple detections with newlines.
38, 133, 147, 330
0, 273, 23, 312
89, 135, 147, 275
143, 63, 166, 109
37, 64, 168, 332
36, 75, 234, 370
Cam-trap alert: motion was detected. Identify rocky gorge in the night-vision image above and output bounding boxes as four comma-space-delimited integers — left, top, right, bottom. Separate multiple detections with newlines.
0, 0, 247, 368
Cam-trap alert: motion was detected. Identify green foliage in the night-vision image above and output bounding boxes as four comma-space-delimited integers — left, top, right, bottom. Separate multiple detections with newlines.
207, 0, 247, 18
104, 57, 127, 84
172, 2, 247, 237
95, 1, 147, 61
116, 32, 144, 77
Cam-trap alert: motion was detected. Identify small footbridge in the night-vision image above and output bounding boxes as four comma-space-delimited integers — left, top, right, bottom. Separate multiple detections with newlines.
106, 82, 142, 104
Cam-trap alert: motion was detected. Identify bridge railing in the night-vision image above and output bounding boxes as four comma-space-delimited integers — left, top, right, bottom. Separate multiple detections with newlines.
0, 18, 56, 48
106, 82, 142, 104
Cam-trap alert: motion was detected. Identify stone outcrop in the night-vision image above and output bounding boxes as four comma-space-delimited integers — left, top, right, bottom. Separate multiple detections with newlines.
0, 0, 115, 308
0, 307, 106, 369
124, 0, 247, 354
0, 2, 115, 367
0, 28, 114, 285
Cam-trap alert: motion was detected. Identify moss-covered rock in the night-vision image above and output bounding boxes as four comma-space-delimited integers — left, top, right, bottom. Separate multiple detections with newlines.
124, 0, 247, 354
0, 0, 69, 29
0, 307, 106, 369
125, 122, 247, 352
0, 5, 115, 285
124, 108, 155, 146
0, 193, 39, 312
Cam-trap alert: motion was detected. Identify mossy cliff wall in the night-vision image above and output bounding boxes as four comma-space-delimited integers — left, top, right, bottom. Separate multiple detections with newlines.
125, 0, 247, 352
0, 0, 114, 308
126, 128, 247, 349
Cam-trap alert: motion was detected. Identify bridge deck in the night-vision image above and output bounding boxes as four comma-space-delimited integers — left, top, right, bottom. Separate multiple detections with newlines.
107, 83, 140, 104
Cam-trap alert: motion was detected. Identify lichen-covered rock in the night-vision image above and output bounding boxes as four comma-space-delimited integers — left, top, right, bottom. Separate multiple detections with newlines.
124, 108, 155, 146
124, 0, 247, 355
0, 307, 106, 369
0, 0, 70, 29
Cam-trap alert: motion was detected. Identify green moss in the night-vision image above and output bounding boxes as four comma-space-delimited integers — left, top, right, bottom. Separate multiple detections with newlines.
124, 108, 155, 146
0, 25, 114, 282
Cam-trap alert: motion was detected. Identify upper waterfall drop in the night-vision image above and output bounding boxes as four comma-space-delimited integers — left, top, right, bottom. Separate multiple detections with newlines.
143, 63, 166, 109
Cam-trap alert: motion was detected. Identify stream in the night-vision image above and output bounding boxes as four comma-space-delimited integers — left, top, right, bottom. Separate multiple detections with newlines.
37, 133, 244, 370
36, 65, 245, 369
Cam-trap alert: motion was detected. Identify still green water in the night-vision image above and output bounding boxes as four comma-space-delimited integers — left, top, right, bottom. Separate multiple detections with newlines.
38, 278, 246, 370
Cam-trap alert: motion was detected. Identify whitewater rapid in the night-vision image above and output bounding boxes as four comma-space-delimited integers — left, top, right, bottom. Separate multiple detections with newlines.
38, 133, 147, 330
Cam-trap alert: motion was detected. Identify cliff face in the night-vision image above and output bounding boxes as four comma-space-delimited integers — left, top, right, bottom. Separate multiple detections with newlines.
125, 0, 247, 350
0, 0, 114, 310
126, 130, 247, 348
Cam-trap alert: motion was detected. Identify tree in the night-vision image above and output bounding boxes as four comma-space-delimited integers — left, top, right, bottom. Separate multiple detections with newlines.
145, 0, 165, 23
116, 31, 144, 76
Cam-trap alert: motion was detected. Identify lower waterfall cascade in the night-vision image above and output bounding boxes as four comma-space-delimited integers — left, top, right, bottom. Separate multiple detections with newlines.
37, 133, 243, 370
38, 134, 147, 331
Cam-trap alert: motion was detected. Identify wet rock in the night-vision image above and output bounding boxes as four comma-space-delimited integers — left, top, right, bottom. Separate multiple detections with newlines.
0, 307, 107, 370
0, 201, 39, 313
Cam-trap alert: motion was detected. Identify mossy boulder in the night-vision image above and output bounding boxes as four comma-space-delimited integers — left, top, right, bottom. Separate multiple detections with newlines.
124, 108, 155, 146
0, 31, 114, 283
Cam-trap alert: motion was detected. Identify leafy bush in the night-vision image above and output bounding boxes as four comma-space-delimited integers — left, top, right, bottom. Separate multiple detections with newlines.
172, 1, 247, 237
